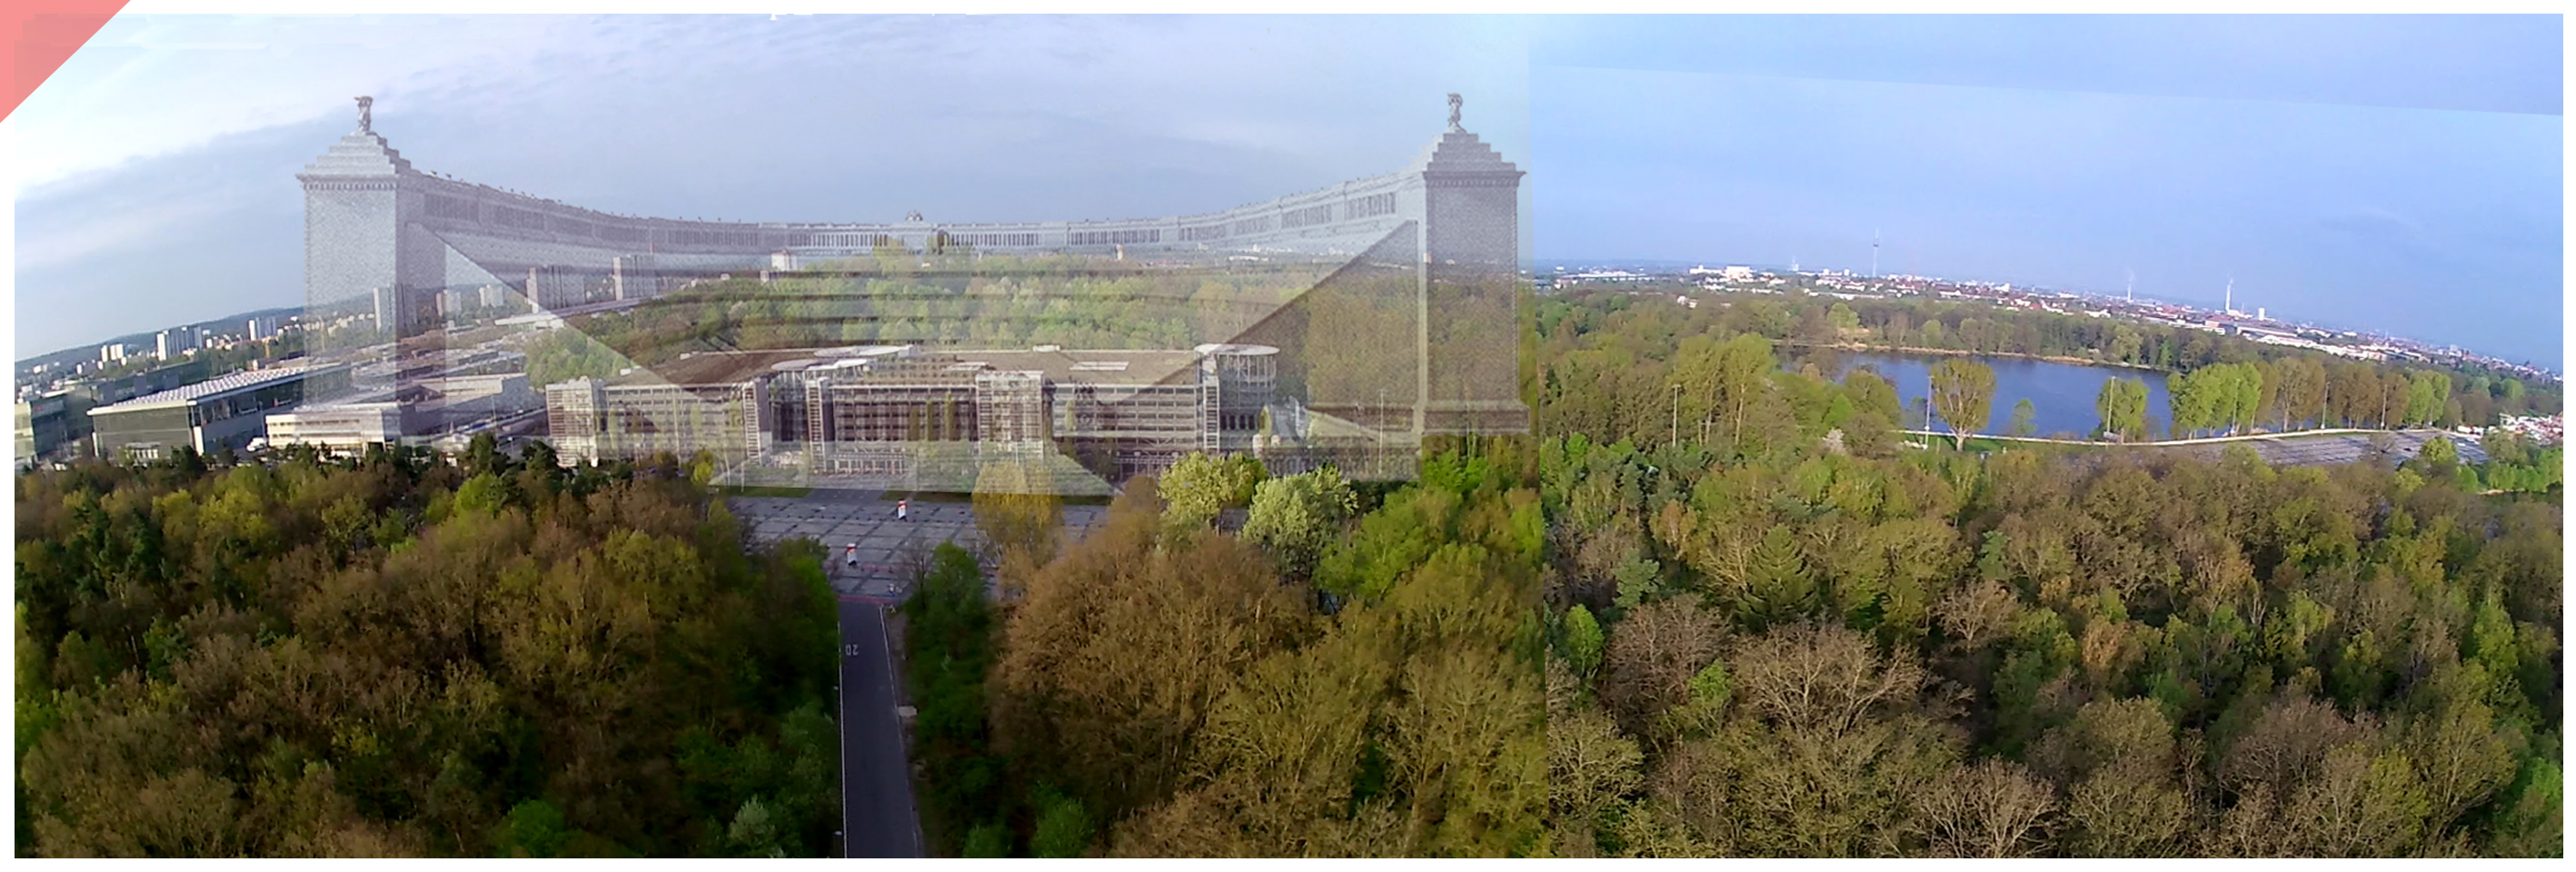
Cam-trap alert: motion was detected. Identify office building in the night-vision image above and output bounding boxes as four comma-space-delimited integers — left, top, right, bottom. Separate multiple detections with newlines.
87, 362, 353, 461
264, 402, 403, 451
155, 327, 204, 361
543, 342, 1288, 491
15, 390, 96, 466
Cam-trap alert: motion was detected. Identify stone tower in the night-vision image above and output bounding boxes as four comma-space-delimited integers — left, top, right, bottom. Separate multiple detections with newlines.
297, 96, 438, 344
1413, 94, 1527, 434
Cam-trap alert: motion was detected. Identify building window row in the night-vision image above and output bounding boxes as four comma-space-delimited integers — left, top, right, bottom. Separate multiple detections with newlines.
450, 192, 1392, 250
801, 233, 898, 249
550, 215, 598, 238
1069, 228, 1162, 246
492, 205, 548, 231
1279, 203, 1336, 229
1344, 192, 1397, 221
424, 193, 479, 222
666, 228, 760, 248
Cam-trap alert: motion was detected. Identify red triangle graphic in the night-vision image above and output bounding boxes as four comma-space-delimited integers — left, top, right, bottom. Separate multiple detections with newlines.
5, 1, 130, 124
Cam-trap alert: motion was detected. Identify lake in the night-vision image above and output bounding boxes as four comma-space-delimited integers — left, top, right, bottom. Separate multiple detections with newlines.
1807, 352, 2174, 439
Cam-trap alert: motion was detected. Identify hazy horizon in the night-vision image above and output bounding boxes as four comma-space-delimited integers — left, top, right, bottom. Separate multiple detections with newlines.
1531, 16, 2560, 368
11, 14, 2562, 368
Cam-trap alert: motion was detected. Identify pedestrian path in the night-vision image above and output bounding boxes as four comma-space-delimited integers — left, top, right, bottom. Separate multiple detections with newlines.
730, 492, 1107, 600
1897, 427, 2486, 466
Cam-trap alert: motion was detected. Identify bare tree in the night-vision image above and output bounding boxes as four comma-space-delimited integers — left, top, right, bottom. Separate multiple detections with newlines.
1909, 758, 2057, 857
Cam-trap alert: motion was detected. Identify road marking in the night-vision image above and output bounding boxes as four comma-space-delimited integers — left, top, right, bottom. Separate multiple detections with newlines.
868, 604, 925, 857
838, 602, 850, 859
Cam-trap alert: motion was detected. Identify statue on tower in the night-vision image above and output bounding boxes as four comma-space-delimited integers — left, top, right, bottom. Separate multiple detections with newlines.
1446, 93, 1463, 132
355, 95, 373, 134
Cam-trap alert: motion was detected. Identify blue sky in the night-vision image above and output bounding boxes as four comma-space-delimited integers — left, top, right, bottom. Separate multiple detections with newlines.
1530, 15, 2561, 368
9, 14, 2564, 367
1535, 68, 2560, 359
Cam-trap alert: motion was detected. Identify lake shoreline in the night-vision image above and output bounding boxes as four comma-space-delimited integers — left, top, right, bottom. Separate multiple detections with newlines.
1776, 341, 2169, 373
1801, 346, 2178, 438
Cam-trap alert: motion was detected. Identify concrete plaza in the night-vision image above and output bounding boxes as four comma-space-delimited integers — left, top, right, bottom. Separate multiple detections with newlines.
728, 490, 1107, 602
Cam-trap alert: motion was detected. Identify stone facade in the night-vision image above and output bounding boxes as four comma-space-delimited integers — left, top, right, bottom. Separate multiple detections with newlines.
1416, 129, 1528, 434
301, 101, 1523, 335
306, 97, 1529, 488
544, 344, 1283, 492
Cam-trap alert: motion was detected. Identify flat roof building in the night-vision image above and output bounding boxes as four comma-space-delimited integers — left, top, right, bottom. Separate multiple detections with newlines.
15, 390, 96, 467
543, 343, 1292, 492
265, 401, 403, 451
88, 362, 353, 462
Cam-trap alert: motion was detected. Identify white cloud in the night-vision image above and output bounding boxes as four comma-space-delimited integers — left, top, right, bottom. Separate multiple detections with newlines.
15, 15, 609, 195
16, 15, 1532, 201
12, 14, 1537, 356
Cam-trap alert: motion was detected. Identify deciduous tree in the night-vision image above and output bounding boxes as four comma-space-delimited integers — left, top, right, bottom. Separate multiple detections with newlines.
1929, 358, 1995, 450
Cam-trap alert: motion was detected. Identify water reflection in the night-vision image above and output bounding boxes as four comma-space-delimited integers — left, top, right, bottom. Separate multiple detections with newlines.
1807, 351, 2175, 439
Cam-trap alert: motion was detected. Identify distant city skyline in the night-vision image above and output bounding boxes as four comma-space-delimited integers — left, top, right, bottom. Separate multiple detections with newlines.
10, 14, 2563, 368
1525, 49, 2555, 367
1531, 256, 2501, 354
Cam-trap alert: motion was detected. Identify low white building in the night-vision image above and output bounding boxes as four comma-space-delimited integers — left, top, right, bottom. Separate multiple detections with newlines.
2497, 414, 2562, 445
265, 402, 403, 451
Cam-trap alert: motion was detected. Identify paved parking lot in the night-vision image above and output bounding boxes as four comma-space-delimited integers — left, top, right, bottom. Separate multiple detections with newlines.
729, 490, 1107, 602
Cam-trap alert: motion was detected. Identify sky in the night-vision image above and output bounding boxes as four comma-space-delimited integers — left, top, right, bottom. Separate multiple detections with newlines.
1531, 15, 2562, 368
7, 14, 2566, 368
8, 14, 1534, 357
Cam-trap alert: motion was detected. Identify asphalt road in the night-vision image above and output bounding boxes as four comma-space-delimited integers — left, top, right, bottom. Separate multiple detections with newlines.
729, 493, 1108, 603
840, 600, 923, 858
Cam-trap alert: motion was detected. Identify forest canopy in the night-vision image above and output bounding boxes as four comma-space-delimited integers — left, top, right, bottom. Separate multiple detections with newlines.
909, 445, 1550, 857
15, 282, 2564, 858
1524, 288, 2562, 857
15, 442, 840, 857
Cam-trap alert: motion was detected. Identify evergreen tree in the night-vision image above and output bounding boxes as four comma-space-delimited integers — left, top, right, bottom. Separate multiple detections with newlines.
1737, 527, 1818, 628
